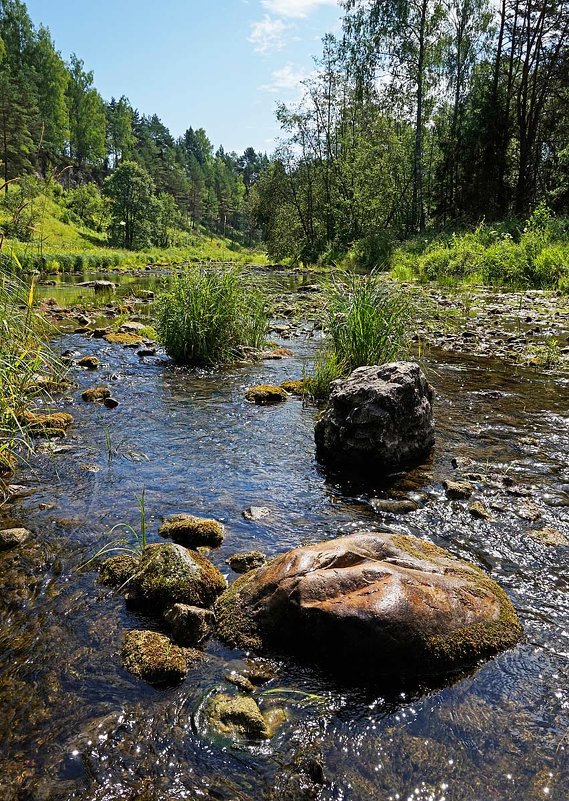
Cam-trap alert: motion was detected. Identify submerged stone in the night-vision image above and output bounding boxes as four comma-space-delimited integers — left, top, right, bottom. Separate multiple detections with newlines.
314, 362, 434, 476
245, 385, 288, 405
216, 530, 523, 682
242, 506, 271, 521
159, 514, 224, 548
136, 542, 226, 610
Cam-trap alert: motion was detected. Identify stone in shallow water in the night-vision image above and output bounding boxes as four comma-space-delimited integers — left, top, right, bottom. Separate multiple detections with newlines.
216, 530, 522, 682
99, 554, 139, 587
136, 542, 226, 610
121, 629, 201, 686
158, 514, 224, 548
315, 362, 435, 476
0, 527, 30, 550
242, 506, 271, 521
227, 550, 267, 574
163, 603, 214, 645
245, 385, 288, 405
206, 693, 270, 740
81, 386, 111, 402
443, 480, 473, 500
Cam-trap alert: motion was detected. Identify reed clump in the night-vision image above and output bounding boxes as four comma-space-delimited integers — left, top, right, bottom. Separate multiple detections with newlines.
155, 265, 267, 366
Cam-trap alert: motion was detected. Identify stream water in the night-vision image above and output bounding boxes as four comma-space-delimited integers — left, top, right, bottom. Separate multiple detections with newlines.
1, 272, 568, 800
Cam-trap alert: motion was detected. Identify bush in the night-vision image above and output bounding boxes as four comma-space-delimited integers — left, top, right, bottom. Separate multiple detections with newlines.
155, 266, 267, 366
306, 271, 414, 400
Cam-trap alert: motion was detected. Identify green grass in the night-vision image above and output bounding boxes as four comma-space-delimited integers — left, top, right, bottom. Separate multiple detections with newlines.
389, 207, 569, 290
0, 256, 64, 471
306, 272, 414, 400
1, 190, 268, 273
155, 265, 268, 366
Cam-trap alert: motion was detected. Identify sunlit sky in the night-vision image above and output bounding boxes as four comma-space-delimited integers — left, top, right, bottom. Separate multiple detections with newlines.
25, 0, 342, 155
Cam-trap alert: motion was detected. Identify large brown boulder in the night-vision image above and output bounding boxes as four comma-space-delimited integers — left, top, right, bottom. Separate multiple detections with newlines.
216, 531, 522, 681
314, 362, 434, 475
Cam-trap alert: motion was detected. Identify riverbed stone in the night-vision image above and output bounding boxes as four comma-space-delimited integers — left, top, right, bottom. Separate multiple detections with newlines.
121, 629, 200, 686
159, 514, 225, 548
77, 355, 100, 370
444, 480, 473, 500
0, 527, 30, 550
216, 530, 522, 681
245, 385, 288, 405
19, 410, 73, 437
206, 692, 270, 740
81, 386, 111, 403
242, 506, 271, 521
227, 550, 267, 574
163, 603, 214, 645
136, 542, 226, 609
314, 362, 435, 475
99, 554, 139, 587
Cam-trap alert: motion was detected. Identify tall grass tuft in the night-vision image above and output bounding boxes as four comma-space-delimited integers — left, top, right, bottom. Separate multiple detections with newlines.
155, 265, 267, 366
306, 271, 414, 400
0, 253, 63, 471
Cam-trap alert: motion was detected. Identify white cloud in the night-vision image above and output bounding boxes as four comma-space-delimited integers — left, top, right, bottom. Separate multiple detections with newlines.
260, 63, 308, 92
261, 0, 338, 18
248, 15, 290, 54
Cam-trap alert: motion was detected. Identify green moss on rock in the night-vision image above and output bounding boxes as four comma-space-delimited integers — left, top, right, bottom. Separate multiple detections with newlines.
121, 629, 201, 686
244, 385, 288, 405
159, 514, 224, 548
99, 554, 139, 588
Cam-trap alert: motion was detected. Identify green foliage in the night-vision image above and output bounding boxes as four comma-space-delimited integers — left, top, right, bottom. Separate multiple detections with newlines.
394, 208, 569, 290
307, 272, 414, 399
66, 182, 109, 231
0, 253, 62, 466
155, 265, 267, 366
0, 176, 40, 240
104, 160, 157, 250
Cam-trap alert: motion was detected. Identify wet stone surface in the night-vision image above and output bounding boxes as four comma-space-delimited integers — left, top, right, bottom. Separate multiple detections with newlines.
1, 270, 569, 800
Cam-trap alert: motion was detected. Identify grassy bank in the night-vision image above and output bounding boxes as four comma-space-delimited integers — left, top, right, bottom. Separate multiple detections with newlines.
1, 191, 268, 274
389, 207, 569, 291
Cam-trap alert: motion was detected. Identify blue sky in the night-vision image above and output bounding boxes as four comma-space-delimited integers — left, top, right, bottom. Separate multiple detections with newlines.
25, 0, 342, 155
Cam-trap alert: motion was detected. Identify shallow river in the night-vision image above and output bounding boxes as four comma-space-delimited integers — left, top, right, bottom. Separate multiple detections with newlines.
1, 272, 568, 800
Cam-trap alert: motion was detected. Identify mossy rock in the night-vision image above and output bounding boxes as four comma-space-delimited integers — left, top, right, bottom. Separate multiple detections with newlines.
245, 385, 288, 405
215, 531, 523, 683
121, 629, 201, 686
136, 542, 226, 610
159, 514, 224, 548
77, 355, 100, 370
19, 410, 73, 437
99, 553, 139, 588
280, 379, 308, 396
227, 550, 267, 574
206, 692, 270, 740
82, 386, 111, 403
163, 603, 214, 645
104, 332, 144, 346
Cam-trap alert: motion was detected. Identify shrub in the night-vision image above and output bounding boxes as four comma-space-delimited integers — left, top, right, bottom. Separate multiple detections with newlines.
155, 266, 267, 366
306, 271, 414, 400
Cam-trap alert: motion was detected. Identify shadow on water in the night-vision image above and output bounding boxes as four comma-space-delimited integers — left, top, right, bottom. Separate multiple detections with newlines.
1, 275, 569, 800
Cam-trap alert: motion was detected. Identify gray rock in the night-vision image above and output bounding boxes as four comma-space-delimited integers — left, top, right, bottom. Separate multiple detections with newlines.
444, 480, 473, 500
163, 603, 214, 645
242, 506, 271, 521
314, 362, 435, 475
